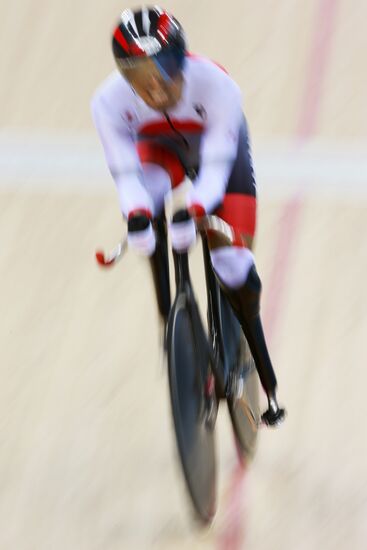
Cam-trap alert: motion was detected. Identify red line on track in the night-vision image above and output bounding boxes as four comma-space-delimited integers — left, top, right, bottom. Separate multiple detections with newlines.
264, 0, 340, 345
296, 0, 341, 140
216, 1, 340, 548
263, 191, 304, 343
216, 459, 248, 550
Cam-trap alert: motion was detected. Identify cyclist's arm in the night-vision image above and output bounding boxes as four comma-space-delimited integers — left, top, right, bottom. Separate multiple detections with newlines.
187, 72, 243, 213
91, 84, 154, 218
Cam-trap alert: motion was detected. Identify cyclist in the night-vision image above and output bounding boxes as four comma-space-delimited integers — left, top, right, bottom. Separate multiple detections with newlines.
91, 6, 286, 426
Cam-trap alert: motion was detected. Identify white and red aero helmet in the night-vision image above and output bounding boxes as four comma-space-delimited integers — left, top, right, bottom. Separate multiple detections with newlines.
112, 6, 187, 81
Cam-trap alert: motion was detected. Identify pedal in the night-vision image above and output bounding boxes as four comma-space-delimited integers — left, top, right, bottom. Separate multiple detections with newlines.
261, 406, 286, 427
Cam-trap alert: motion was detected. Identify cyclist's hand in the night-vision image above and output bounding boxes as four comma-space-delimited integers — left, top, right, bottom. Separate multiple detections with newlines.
127, 211, 156, 256
170, 209, 197, 253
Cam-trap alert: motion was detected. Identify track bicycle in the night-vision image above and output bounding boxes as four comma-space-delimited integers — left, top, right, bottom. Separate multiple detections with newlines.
96, 211, 261, 524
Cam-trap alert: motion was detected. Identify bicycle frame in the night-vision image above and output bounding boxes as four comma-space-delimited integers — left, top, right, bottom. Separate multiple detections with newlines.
201, 236, 243, 398
166, 221, 242, 401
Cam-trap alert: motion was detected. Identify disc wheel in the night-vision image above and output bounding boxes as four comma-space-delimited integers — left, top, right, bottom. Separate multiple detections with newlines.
214, 289, 260, 461
227, 335, 260, 461
167, 292, 217, 524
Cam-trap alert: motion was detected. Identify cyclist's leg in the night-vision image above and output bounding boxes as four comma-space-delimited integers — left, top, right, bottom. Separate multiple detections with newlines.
207, 118, 285, 426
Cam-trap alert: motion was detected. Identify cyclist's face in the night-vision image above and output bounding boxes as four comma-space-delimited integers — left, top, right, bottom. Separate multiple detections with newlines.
121, 58, 183, 111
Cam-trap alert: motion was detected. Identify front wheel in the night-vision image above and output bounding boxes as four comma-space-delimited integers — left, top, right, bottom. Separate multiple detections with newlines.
167, 291, 217, 524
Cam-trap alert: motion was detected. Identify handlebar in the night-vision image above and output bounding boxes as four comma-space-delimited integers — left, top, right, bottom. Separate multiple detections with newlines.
95, 212, 236, 267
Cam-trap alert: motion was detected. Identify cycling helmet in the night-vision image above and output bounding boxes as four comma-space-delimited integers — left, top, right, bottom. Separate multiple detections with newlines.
112, 6, 187, 81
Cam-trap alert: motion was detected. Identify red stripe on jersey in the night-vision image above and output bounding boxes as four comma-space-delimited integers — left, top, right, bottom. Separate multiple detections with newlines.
114, 29, 130, 52
137, 142, 185, 188
139, 119, 203, 136
215, 194, 257, 240
187, 52, 229, 74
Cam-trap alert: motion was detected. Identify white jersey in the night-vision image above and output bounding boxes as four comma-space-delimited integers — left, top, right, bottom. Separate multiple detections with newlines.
91, 55, 243, 217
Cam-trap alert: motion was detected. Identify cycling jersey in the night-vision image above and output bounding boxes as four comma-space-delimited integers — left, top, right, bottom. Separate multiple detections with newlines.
91, 55, 256, 236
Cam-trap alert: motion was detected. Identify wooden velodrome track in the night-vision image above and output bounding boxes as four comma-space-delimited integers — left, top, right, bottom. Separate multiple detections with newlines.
1, 1, 367, 548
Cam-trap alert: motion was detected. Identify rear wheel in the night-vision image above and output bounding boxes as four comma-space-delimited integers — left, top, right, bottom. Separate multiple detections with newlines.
215, 290, 260, 461
167, 291, 217, 524
227, 335, 260, 461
